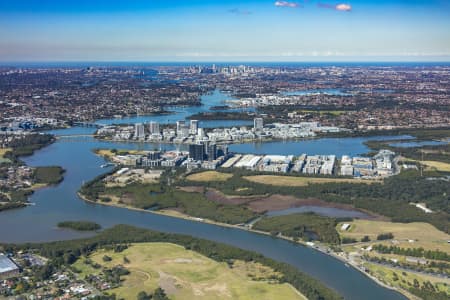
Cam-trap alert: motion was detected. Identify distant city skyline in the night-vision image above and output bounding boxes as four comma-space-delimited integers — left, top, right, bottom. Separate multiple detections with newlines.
1, 0, 450, 62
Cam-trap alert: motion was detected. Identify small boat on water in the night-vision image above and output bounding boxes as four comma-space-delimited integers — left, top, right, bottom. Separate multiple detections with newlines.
100, 163, 115, 168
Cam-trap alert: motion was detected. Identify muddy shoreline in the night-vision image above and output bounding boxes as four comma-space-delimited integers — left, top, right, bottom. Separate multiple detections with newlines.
178, 186, 384, 220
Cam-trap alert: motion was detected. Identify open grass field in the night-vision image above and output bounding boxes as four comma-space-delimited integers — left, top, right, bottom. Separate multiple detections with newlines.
422, 160, 450, 172
186, 171, 233, 182
95, 149, 119, 158
95, 149, 147, 158
0, 148, 11, 157
73, 242, 305, 300
364, 262, 450, 297
0, 148, 12, 163
244, 175, 377, 187
337, 220, 450, 252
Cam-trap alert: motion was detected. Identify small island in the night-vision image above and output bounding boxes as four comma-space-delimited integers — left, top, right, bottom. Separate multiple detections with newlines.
34, 166, 65, 185
57, 221, 102, 231
0, 133, 65, 212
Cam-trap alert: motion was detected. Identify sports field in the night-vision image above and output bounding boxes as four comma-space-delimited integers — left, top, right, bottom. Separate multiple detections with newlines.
73, 242, 305, 300
186, 171, 233, 182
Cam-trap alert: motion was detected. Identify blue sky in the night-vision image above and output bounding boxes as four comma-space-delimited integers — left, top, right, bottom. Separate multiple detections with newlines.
1, 0, 449, 62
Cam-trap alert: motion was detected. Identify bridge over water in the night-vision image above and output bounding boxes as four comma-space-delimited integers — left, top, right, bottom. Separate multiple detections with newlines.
56, 135, 94, 141
72, 122, 105, 128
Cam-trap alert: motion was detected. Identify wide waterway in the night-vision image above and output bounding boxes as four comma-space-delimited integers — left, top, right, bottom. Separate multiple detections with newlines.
95, 89, 254, 128
0, 127, 409, 300
0, 90, 409, 299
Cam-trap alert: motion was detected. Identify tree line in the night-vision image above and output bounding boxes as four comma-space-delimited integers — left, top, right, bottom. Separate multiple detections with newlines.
373, 244, 450, 262
4, 133, 55, 163
253, 212, 343, 244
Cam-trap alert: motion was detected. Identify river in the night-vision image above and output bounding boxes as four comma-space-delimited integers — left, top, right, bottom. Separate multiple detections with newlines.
95, 89, 254, 128
229, 135, 412, 157
266, 206, 372, 219
0, 90, 408, 300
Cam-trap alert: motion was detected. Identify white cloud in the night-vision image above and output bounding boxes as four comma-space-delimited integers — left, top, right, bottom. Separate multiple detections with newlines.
317, 3, 352, 12
274, 1, 300, 8
335, 4, 352, 11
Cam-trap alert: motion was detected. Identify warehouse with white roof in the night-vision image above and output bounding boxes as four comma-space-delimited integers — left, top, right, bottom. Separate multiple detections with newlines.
0, 254, 19, 279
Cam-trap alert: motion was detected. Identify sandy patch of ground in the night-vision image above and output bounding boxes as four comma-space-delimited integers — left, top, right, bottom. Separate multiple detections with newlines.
177, 186, 205, 193
205, 188, 263, 205
158, 271, 179, 295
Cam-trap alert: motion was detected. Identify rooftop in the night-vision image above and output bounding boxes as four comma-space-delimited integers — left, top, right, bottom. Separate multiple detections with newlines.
0, 254, 19, 274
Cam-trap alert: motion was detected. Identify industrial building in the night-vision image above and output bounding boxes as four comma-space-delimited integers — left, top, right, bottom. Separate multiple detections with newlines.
0, 254, 19, 279
301, 155, 336, 175
374, 149, 395, 176
258, 155, 293, 173
234, 154, 261, 170
352, 157, 374, 177
221, 154, 242, 168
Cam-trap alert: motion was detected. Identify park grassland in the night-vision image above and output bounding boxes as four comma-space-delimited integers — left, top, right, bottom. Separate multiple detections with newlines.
243, 175, 376, 187
400, 158, 450, 172
363, 262, 450, 297
73, 242, 306, 300
186, 171, 233, 182
95, 148, 147, 158
0, 148, 12, 164
337, 220, 450, 252
0, 148, 11, 158
422, 160, 450, 172
95, 149, 116, 158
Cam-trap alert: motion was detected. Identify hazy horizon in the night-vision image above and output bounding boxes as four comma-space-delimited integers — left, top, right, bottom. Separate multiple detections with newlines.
1, 1, 449, 62
2, 59, 450, 67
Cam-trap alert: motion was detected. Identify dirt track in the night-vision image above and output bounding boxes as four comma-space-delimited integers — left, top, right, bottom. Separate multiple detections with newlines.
205, 189, 264, 205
